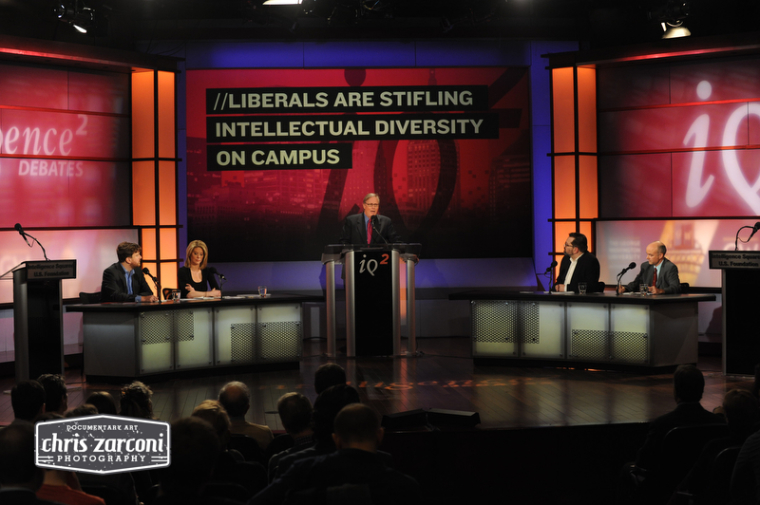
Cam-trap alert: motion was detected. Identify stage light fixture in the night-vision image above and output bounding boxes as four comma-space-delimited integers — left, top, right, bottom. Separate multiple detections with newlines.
55, 0, 107, 36
648, 0, 691, 39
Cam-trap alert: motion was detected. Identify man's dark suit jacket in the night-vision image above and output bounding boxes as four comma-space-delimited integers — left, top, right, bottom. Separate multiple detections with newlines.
100, 263, 154, 302
625, 257, 681, 294
555, 252, 601, 293
339, 214, 402, 245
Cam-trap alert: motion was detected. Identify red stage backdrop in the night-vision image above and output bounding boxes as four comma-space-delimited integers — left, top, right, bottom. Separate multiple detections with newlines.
186, 68, 532, 262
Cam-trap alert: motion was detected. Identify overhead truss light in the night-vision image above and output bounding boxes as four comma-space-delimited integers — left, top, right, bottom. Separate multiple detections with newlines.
648, 0, 691, 39
55, 0, 107, 36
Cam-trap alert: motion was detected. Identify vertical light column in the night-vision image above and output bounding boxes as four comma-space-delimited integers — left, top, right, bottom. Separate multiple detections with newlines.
550, 65, 598, 278
132, 70, 179, 298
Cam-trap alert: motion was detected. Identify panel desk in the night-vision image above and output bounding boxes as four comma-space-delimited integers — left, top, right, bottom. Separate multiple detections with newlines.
66, 294, 322, 381
449, 291, 716, 372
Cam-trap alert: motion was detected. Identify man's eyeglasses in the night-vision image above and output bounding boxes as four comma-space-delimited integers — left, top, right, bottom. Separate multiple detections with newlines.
564, 243, 574, 248
364, 203, 379, 207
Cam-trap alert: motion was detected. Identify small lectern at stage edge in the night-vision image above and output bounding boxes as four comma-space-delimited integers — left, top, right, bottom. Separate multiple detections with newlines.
709, 250, 760, 375
322, 244, 421, 357
0, 260, 76, 381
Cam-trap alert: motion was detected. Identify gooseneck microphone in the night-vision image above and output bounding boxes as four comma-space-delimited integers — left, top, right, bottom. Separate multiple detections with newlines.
207, 267, 226, 280
142, 268, 158, 282
544, 260, 558, 274
14, 223, 49, 260
371, 215, 389, 244
748, 222, 760, 242
15, 223, 31, 247
617, 262, 637, 276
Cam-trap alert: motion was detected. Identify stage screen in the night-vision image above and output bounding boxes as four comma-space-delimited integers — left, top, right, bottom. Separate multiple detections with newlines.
598, 57, 760, 218
0, 62, 131, 228
186, 67, 532, 262
594, 219, 759, 288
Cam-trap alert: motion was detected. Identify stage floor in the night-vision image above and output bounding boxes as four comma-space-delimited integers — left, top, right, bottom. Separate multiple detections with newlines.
0, 337, 750, 429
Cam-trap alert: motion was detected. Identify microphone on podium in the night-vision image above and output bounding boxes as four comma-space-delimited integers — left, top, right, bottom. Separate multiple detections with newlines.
544, 260, 558, 274
142, 268, 158, 282
15, 223, 31, 247
748, 222, 760, 242
371, 215, 390, 244
617, 262, 636, 277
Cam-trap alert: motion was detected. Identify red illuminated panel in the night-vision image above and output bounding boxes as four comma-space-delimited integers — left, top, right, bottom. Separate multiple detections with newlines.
68, 71, 130, 114
0, 109, 130, 158
598, 154, 672, 218
670, 58, 760, 105
0, 159, 130, 227
598, 103, 758, 153
597, 64, 671, 110
0, 64, 69, 109
672, 149, 760, 217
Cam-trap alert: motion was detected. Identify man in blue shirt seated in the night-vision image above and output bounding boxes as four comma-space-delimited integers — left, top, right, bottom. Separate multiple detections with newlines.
100, 242, 158, 302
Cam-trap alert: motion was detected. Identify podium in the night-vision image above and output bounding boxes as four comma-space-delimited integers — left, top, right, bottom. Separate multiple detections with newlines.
0, 260, 76, 381
322, 244, 421, 357
709, 251, 760, 375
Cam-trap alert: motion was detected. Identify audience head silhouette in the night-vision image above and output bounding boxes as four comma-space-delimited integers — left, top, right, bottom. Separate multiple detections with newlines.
0, 422, 44, 492
314, 363, 346, 395
332, 403, 384, 452
11, 380, 45, 421
312, 384, 361, 442
277, 392, 313, 436
160, 417, 220, 497
85, 391, 118, 415
120, 381, 154, 419
37, 374, 67, 414
673, 364, 705, 403
191, 399, 232, 448
218, 381, 250, 418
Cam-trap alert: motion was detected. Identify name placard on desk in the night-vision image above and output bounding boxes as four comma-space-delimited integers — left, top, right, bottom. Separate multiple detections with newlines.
26, 260, 77, 280
709, 251, 760, 270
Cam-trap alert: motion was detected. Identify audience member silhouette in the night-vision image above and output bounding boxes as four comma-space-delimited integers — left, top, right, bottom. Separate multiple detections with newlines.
267, 393, 314, 481
314, 363, 347, 395
85, 392, 118, 415
671, 388, 759, 504
37, 374, 67, 415
120, 381, 154, 419
250, 403, 420, 505
619, 365, 725, 505
0, 422, 60, 505
154, 417, 239, 505
728, 393, 760, 505
11, 380, 45, 423
218, 381, 273, 452
271, 384, 361, 479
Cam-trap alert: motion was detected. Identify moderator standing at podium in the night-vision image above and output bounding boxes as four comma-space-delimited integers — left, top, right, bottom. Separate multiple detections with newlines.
100, 242, 158, 302
339, 193, 402, 245
178, 240, 221, 299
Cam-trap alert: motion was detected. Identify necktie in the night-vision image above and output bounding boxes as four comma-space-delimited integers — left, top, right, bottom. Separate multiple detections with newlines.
367, 219, 372, 244
652, 267, 657, 288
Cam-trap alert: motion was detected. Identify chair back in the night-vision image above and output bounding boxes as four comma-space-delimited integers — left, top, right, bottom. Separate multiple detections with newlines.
703, 445, 742, 504
162, 288, 173, 301
660, 424, 730, 487
79, 291, 101, 304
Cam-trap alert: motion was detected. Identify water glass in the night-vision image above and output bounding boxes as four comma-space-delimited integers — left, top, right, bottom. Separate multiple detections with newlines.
578, 283, 587, 295
172, 290, 180, 301
258, 285, 267, 297
640, 284, 649, 296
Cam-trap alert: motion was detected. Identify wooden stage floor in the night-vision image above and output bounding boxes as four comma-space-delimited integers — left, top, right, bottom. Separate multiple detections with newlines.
0, 337, 750, 429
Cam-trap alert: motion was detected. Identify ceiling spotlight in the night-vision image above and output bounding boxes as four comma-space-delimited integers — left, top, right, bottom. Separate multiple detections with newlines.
662, 19, 691, 39
55, 0, 107, 36
648, 0, 691, 38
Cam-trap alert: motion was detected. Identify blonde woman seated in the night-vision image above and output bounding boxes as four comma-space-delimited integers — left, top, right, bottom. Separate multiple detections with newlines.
178, 240, 222, 299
